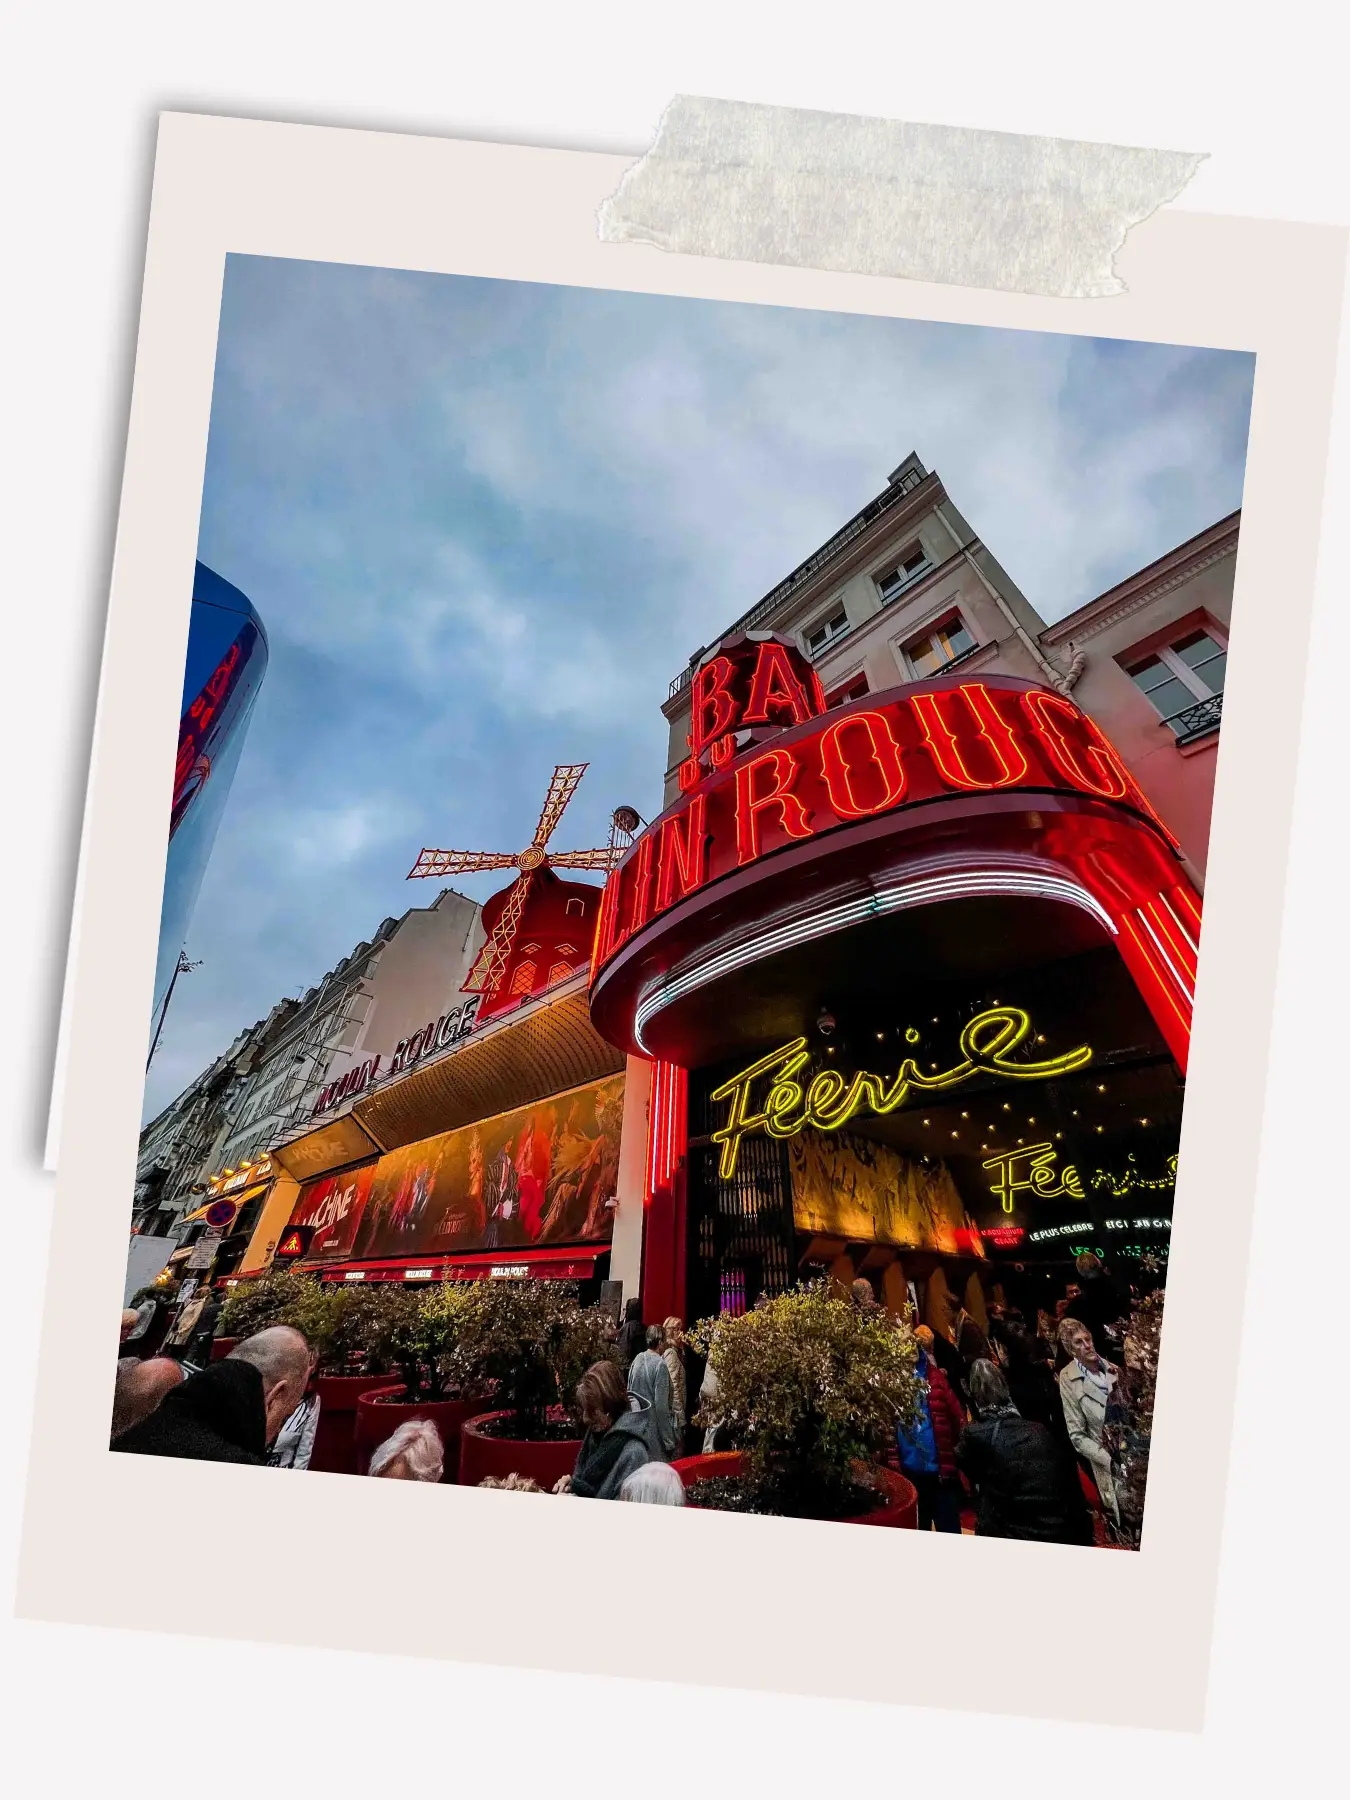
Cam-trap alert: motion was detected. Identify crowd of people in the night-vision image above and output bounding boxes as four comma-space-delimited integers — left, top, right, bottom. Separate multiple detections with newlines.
884, 1253, 1148, 1547
113, 1253, 1151, 1541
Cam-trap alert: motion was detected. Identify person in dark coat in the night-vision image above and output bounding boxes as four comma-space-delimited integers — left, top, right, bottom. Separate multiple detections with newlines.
956, 1359, 1093, 1546
182, 1291, 223, 1368
564, 1360, 653, 1499
1060, 1254, 1128, 1360
615, 1297, 646, 1373
115, 1326, 311, 1466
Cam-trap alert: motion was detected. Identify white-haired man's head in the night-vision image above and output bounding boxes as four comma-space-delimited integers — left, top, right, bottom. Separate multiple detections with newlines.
227, 1326, 311, 1445
619, 1462, 687, 1505
111, 1356, 185, 1441
369, 1418, 444, 1482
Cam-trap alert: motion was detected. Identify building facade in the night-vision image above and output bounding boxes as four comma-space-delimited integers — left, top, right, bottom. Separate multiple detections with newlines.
134, 887, 483, 1277
663, 454, 1233, 878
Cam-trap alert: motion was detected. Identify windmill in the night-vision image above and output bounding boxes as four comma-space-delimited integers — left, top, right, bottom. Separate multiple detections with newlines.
407, 763, 629, 1006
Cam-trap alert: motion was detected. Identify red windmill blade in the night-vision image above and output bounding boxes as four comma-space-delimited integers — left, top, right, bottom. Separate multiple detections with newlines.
407, 762, 618, 1000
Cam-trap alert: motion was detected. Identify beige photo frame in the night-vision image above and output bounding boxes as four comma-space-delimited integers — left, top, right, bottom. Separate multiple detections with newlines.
19, 111, 1346, 1731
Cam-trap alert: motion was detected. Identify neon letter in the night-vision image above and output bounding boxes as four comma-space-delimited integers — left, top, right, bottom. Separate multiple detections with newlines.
1020, 689, 1129, 799
741, 642, 816, 729
655, 794, 709, 913
688, 656, 737, 757
818, 709, 908, 818
735, 747, 814, 864
910, 683, 1030, 790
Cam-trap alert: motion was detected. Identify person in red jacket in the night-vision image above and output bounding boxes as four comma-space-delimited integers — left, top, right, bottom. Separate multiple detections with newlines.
896, 1325, 968, 1532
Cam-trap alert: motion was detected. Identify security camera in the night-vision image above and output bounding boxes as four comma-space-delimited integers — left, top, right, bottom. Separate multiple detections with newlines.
816, 1010, 836, 1038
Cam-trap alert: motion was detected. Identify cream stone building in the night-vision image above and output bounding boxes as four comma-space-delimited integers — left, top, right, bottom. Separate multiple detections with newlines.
662, 452, 1234, 880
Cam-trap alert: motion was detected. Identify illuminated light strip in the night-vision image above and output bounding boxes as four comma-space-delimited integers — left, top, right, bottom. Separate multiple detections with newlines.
1136, 906, 1194, 1003
1167, 881, 1203, 938
1120, 913, 1193, 1049
1158, 887, 1200, 958
1142, 895, 1198, 985
631, 869, 1117, 1052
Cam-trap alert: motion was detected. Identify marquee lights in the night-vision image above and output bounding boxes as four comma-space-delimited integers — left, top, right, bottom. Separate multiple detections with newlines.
982, 1141, 1084, 1214
631, 866, 1117, 1053
709, 1005, 1093, 1178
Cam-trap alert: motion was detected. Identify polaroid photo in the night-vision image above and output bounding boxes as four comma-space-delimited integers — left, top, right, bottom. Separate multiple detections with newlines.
19, 112, 1346, 1730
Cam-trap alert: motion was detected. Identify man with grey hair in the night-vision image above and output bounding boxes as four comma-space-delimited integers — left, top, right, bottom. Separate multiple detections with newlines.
115, 1325, 311, 1466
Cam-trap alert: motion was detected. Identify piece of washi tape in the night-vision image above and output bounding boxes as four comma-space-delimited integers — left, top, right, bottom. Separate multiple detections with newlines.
598, 95, 1206, 299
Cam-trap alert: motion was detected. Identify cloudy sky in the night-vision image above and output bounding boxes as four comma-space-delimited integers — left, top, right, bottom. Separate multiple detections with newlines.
143, 256, 1254, 1118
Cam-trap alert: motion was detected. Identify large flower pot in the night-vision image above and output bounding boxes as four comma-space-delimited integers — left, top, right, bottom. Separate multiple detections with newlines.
354, 1386, 484, 1481
309, 1373, 392, 1475
671, 1452, 919, 1528
458, 1410, 583, 1491
209, 1338, 238, 1362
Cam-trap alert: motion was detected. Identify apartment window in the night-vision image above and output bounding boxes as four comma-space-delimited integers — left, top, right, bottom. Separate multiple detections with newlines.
903, 615, 977, 678
877, 547, 932, 604
825, 672, 869, 709
804, 608, 850, 656
1126, 628, 1226, 739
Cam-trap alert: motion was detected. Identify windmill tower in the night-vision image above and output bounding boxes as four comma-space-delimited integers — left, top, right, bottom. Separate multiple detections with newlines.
407, 764, 628, 1021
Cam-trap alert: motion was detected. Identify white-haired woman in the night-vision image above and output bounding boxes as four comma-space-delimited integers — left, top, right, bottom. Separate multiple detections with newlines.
368, 1418, 444, 1483
1057, 1316, 1123, 1527
619, 1462, 687, 1505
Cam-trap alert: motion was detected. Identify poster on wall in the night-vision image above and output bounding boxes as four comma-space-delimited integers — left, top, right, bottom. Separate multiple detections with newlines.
285, 1164, 376, 1262
787, 1131, 983, 1256
284, 1073, 626, 1264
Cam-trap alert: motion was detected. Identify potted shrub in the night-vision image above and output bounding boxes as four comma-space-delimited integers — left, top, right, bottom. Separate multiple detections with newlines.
353, 1284, 484, 1480
215, 1265, 315, 1358
678, 1282, 922, 1526
449, 1281, 615, 1489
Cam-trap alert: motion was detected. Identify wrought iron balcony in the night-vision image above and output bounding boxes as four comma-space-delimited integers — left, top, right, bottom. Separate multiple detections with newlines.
1166, 692, 1223, 745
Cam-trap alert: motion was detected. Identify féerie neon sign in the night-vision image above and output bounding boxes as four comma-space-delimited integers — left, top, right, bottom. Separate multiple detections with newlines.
982, 1142, 1085, 1214
709, 1005, 1092, 1178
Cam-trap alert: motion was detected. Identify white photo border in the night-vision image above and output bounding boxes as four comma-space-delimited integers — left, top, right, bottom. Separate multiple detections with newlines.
19, 112, 1347, 1731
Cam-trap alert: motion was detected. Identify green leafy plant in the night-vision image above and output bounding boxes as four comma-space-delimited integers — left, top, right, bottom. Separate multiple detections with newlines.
217, 1267, 315, 1340
687, 1281, 922, 1519
351, 1282, 473, 1399
440, 1280, 615, 1438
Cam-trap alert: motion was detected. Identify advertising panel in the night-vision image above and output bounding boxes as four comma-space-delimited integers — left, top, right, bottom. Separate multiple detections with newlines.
285, 1073, 626, 1264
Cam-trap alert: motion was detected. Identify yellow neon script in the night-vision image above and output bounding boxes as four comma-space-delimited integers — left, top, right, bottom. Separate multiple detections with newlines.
982, 1142, 1084, 1214
709, 1006, 1093, 1179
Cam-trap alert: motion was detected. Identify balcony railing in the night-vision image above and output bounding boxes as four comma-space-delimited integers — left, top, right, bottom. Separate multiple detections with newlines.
1163, 692, 1222, 744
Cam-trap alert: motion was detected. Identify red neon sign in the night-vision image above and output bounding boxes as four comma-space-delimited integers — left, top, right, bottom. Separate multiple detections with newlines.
598, 675, 1180, 974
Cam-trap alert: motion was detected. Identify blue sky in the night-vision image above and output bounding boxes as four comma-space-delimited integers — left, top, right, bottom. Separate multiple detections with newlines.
143, 257, 1254, 1117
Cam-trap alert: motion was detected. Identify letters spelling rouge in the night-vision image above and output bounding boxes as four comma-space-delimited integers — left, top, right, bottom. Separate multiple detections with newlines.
593, 671, 1176, 974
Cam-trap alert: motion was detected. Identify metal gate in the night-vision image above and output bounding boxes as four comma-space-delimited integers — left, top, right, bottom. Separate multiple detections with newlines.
686, 1068, 797, 1321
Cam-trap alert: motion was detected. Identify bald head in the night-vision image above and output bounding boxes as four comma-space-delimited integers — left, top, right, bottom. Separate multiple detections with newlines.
111, 1356, 185, 1441
228, 1326, 312, 1444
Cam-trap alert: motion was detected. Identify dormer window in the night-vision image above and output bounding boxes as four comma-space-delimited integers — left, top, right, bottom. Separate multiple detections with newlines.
804, 609, 850, 657
877, 546, 932, 604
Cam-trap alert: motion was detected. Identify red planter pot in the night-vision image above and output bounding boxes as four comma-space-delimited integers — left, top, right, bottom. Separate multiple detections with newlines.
209, 1338, 238, 1362
309, 1373, 394, 1475
671, 1452, 919, 1528
458, 1410, 583, 1491
353, 1386, 485, 1481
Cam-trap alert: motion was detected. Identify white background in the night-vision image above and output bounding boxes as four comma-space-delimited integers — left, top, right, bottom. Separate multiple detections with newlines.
1, 4, 1344, 1793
